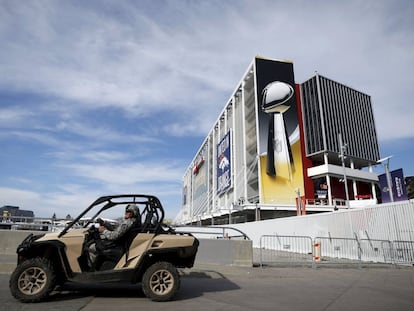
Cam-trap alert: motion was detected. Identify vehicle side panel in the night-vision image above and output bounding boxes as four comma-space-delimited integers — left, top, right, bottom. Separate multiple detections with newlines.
114, 233, 155, 269
115, 233, 198, 270
36, 229, 86, 273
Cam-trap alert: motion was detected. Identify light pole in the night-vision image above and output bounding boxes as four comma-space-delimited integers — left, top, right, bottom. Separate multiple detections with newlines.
377, 156, 394, 202
295, 188, 302, 215
338, 133, 350, 208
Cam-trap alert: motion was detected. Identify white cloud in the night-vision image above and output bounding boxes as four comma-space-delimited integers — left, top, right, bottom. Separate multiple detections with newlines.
80, 151, 128, 163
0, 187, 41, 205
0, 183, 181, 220
0, 186, 95, 218
162, 115, 218, 137
0, 108, 34, 127
64, 161, 183, 186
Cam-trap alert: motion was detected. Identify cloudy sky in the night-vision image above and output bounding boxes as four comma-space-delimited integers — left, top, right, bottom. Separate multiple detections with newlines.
1, 0, 413, 220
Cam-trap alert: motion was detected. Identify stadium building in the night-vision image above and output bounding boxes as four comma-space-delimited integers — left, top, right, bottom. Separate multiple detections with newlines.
175, 56, 381, 225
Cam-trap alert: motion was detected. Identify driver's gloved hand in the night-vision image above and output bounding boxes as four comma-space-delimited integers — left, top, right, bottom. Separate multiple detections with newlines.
97, 218, 115, 231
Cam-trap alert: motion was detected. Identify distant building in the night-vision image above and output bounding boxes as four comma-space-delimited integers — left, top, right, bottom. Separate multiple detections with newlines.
175, 56, 380, 226
1, 205, 34, 218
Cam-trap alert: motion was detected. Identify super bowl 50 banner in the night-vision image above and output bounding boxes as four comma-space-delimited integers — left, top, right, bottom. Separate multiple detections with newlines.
217, 131, 232, 195
255, 57, 304, 204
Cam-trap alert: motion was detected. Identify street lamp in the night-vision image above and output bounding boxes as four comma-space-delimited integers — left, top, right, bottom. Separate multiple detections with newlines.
295, 188, 302, 215
338, 133, 350, 208
377, 156, 394, 202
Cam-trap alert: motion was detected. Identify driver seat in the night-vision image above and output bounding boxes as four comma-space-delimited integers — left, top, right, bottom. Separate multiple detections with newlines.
95, 215, 142, 270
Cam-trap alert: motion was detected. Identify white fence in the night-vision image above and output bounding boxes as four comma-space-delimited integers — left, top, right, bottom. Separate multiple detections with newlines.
229, 201, 414, 248
227, 200, 414, 266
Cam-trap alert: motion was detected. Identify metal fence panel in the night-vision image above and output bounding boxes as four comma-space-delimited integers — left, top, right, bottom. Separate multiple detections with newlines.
255, 235, 414, 267
259, 235, 313, 266
392, 241, 414, 265
359, 239, 394, 264
315, 237, 361, 264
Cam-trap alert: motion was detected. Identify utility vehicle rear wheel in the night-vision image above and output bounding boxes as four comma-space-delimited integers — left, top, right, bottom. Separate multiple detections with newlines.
142, 261, 180, 302
9, 257, 56, 303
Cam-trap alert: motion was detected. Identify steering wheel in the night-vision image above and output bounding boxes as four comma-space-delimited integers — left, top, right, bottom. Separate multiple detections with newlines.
86, 225, 101, 242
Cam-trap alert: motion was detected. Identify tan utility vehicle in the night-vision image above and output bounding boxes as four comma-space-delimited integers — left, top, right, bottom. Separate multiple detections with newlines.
9, 195, 199, 302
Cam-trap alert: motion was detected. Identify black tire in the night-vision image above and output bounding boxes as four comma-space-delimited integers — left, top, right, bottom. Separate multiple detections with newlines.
142, 261, 180, 302
9, 257, 56, 303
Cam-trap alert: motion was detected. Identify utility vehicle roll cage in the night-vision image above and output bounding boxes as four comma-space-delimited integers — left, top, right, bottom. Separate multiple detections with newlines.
58, 194, 165, 238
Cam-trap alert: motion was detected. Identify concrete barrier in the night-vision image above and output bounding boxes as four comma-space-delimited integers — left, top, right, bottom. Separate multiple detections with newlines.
196, 238, 253, 267
0, 230, 253, 267
0, 230, 39, 255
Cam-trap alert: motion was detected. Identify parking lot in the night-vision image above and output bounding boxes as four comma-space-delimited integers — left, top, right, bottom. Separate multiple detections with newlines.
2, 262, 414, 311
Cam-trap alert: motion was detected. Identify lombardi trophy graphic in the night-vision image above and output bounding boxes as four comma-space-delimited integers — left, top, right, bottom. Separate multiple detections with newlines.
261, 81, 295, 179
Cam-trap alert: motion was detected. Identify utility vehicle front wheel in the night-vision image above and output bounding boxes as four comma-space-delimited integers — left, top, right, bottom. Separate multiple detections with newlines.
9, 257, 56, 303
142, 261, 180, 302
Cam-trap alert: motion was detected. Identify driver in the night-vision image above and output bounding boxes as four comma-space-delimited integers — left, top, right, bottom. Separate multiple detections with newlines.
87, 204, 140, 269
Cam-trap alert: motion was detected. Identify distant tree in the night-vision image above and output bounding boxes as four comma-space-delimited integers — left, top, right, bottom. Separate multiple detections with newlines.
52, 213, 56, 221
65, 214, 72, 220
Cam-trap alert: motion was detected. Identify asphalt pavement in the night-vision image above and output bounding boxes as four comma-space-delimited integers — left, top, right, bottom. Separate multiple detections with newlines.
1, 254, 414, 311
